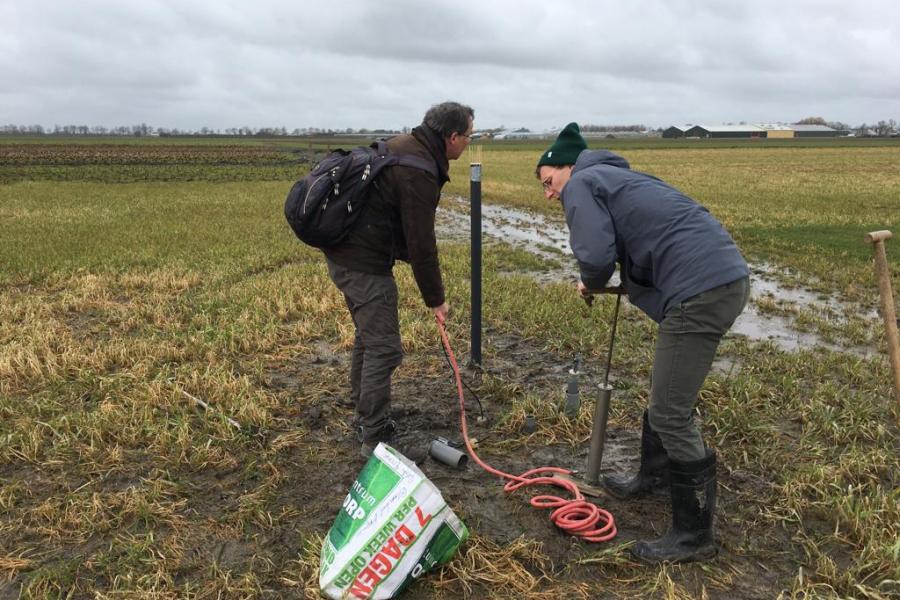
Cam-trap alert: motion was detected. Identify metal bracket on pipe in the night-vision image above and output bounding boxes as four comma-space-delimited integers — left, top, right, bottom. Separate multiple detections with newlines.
550, 472, 606, 497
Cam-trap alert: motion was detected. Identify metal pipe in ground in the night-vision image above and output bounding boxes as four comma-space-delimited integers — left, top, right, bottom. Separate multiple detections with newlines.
585, 383, 612, 485
470, 162, 482, 367
429, 438, 468, 468
584, 291, 622, 486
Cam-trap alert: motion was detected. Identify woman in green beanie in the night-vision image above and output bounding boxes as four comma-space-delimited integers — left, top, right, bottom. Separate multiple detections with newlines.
536, 123, 750, 564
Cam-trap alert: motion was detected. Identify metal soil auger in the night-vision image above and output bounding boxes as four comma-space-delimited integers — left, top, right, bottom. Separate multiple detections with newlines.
550, 285, 625, 495
865, 230, 900, 405
584, 287, 624, 487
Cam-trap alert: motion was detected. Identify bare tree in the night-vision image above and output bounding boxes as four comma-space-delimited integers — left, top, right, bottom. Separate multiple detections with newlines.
873, 120, 894, 136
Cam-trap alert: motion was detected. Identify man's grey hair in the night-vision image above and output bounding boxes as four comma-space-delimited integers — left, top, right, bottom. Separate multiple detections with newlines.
424, 101, 475, 138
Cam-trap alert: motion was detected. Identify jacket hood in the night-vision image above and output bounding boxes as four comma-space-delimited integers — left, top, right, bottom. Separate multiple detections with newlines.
412, 124, 451, 184
573, 149, 631, 172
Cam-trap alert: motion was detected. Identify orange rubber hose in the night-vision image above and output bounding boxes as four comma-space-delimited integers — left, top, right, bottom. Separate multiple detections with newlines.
436, 316, 616, 543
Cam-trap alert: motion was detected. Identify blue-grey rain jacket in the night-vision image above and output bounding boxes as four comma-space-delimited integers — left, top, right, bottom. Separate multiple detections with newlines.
563, 150, 749, 323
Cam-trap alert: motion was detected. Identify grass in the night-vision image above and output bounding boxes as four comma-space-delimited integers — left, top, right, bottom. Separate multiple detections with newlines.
453, 142, 900, 251
1, 135, 899, 598
0, 181, 295, 276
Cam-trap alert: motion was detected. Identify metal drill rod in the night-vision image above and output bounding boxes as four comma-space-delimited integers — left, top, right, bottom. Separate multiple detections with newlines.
585, 291, 623, 485
602, 293, 622, 386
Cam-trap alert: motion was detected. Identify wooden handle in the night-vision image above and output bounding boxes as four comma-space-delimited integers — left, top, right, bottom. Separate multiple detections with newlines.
865, 230, 893, 244
868, 239, 900, 404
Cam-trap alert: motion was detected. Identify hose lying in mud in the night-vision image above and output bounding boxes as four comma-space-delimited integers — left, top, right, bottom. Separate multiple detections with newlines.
436, 316, 617, 543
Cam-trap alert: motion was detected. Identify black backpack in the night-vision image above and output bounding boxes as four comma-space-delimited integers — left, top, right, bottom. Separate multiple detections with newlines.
284, 140, 438, 249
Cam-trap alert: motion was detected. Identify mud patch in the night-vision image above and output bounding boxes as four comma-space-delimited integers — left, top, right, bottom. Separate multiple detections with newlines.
259, 327, 798, 597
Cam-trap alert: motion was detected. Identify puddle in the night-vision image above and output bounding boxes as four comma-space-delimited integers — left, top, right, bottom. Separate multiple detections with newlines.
438, 197, 571, 261
732, 266, 875, 356
437, 198, 879, 355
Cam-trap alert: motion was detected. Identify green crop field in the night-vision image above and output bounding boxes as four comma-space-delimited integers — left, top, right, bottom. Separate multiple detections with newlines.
1, 136, 898, 599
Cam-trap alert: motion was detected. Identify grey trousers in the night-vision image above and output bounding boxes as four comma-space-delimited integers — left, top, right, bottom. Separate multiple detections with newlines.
648, 276, 750, 462
326, 259, 403, 437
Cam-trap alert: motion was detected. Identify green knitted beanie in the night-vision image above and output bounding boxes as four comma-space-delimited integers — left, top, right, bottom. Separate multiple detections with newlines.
536, 122, 587, 168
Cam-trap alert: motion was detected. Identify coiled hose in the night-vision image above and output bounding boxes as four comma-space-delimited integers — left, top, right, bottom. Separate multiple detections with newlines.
436, 316, 616, 543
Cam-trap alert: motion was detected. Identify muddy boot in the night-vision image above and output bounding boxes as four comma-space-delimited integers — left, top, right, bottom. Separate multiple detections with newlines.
359, 421, 427, 464
358, 420, 396, 458
631, 449, 717, 564
602, 411, 670, 498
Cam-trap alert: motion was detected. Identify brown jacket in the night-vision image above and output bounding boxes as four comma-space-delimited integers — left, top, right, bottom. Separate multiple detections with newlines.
323, 125, 450, 307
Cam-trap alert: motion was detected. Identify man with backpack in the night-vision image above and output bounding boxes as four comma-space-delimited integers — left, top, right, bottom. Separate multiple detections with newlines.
535, 123, 749, 563
323, 101, 474, 458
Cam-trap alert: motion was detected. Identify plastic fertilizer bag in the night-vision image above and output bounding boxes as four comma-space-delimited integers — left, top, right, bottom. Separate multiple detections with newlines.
319, 443, 468, 599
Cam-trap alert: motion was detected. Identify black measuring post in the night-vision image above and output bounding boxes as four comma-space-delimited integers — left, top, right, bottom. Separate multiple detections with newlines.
470, 162, 482, 366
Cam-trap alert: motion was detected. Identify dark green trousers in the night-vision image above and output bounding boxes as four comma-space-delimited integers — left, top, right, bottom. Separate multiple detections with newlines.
326, 258, 403, 436
649, 276, 750, 462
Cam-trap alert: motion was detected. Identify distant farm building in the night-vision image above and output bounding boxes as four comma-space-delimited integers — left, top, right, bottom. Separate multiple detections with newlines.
666, 123, 842, 139
491, 127, 653, 141
759, 124, 794, 139
582, 130, 651, 139
789, 124, 839, 137
684, 125, 766, 138
491, 129, 557, 140
662, 125, 692, 138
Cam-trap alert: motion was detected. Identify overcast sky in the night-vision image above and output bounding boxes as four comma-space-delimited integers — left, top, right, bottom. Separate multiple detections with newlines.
2, 0, 898, 131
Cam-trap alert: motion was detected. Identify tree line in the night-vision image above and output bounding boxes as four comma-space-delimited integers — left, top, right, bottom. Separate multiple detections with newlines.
1, 119, 897, 137
0, 124, 410, 137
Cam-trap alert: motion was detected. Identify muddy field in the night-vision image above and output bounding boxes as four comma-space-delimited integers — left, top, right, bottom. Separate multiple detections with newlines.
3, 139, 896, 599
269, 324, 794, 599
244, 202, 866, 599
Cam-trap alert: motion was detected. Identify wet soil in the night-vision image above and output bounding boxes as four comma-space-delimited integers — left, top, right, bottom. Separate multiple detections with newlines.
267, 327, 797, 599
251, 199, 857, 597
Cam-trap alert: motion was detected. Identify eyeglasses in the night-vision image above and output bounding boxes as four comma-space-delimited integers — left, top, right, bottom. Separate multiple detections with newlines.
457, 132, 473, 140
541, 177, 553, 191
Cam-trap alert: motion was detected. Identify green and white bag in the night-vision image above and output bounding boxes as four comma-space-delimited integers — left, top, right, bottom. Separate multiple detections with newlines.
319, 443, 468, 600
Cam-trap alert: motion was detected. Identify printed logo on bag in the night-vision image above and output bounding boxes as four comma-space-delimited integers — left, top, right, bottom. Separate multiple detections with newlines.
348, 504, 433, 598
319, 445, 468, 600
332, 496, 434, 597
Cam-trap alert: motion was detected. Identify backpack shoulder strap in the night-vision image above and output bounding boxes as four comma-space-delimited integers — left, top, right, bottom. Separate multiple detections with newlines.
369, 139, 439, 178
371, 140, 390, 156
395, 154, 438, 178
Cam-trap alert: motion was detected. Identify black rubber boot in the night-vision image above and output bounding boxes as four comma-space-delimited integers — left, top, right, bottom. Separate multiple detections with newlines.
631, 449, 718, 564
358, 420, 396, 458
359, 421, 427, 464
602, 411, 670, 498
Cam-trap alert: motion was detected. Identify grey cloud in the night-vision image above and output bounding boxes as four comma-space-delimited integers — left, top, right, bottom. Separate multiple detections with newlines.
2, 0, 898, 130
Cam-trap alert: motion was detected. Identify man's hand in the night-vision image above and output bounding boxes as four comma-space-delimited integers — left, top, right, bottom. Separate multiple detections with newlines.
432, 302, 449, 324
577, 280, 590, 297
577, 280, 594, 307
